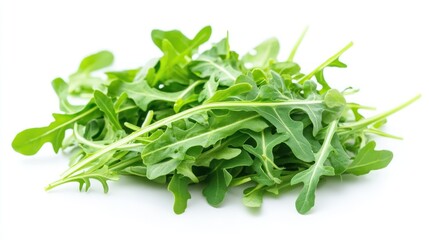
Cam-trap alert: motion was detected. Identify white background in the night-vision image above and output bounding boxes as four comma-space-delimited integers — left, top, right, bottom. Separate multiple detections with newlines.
1, 0, 428, 239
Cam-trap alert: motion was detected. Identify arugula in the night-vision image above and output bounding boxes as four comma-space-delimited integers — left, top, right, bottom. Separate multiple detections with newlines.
12, 26, 420, 214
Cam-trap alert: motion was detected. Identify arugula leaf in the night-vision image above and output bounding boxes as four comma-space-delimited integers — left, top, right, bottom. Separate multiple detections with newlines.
346, 141, 393, 175
78, 50, 114, 73
195, 134, 247, 167
52, 78, 83, 113
149, 26, 212, 86
12, 104, 100, 155
69, 50, 114, 95
242, 38, 280, 68
109, 79, 184, 111
205, 82, 252, 103
142, 112, 268, 166
203, 151, 253, 206
255, 106, 315, 162
45, 165, 119, 193
168, 174, 192, 214
243, 129, 288, 184
242, 185, 264, 208
291, 120, 338, 214
203, 168, 232, 206
94, 90, 122, 131
152, 26, 211, 55
298, 42, 353, 85
191, 56, 241, 86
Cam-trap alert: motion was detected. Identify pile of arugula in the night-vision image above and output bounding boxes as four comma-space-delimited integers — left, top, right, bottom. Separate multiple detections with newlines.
12, 26, 419, 214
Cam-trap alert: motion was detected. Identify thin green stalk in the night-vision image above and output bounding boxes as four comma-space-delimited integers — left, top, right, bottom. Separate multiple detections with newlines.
110, 156, 142, 171
340, 94, 421, 131
288, 26, 309, 62
298, 42, 353, 84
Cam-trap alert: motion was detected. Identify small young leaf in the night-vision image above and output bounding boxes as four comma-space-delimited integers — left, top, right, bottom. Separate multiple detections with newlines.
78, 50, 114, 73
51, 78, 83, 113
242, 38, 280, 68
168, 174, 191, 214
346, 141, 393, 176
242, 186, 264, 208
94, 90, 122, 131
203, 169, 232, 206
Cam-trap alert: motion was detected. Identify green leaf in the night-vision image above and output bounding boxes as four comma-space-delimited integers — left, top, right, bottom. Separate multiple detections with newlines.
242, 38, 280, 68
176, 159, 199, 183
194, 134, 248, 167
298, 42, 352, 85
94, 90, 122, 131
106, 68, 140, 82
68, 51, 114, 95
203, 168, 232, 206
205, 82, 252, 103
288, 27, 308, 62
168, 174, 191, 214
12, 105, 100, 155
291, 120, 338, 214
346, 141, 393, 176
146, 159, 181, 180
203, 36, 231, 58
242, 185, 264, 208
255, 106, 315, 162
198, 76, 218, 102
190, 56, 242, 86
142, 112, 268, 166
324, 89, 346, 108
108, 80, 184, 111
219, 151, 253, 169
51, 78, 83, 113
328, 134, 351, 174
315, 56, 348, 94
121, 166, 166, 184
243, 129, 288, 184
45, 165, 119, 193
173, 80, 204, 112
202, 151, 252, 206
152, 26, 211, 55
78, 50, 114, 73
150, 26, 212, 86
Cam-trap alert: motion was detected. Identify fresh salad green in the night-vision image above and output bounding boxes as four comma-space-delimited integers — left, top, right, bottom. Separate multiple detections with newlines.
12, 26, 419, 214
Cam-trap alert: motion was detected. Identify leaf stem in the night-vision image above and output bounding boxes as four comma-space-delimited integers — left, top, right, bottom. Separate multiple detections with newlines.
298, 42, 353, 84
339, 94, 421, 131
288, 26, 309, 62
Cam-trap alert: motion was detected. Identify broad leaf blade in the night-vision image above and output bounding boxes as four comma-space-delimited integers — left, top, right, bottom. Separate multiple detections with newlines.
78, 50, 114, 73
346, 141, 393, 176
255, 107, 315, 162
203, 169, 232, 206
168, 174, 191, 214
